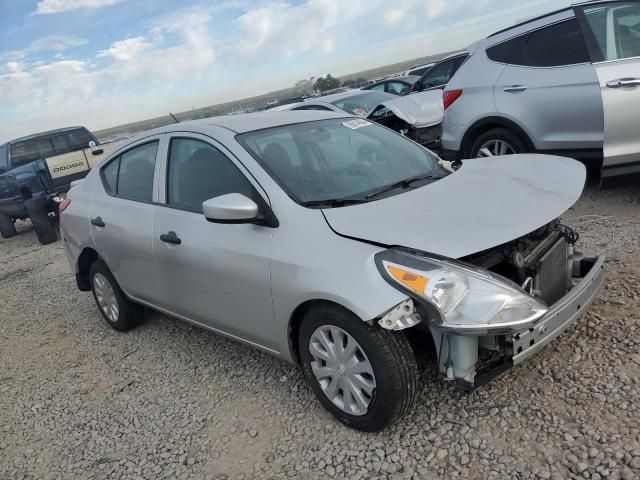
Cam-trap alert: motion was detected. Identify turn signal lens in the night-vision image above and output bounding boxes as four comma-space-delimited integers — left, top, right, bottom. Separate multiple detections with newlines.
386, 265, 428, 294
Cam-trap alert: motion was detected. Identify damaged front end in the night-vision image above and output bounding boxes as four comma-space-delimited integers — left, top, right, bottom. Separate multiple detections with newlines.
367, 91, 444, 151
375, 222, 605, 391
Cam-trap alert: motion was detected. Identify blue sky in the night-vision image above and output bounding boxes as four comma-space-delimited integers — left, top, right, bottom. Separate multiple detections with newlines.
0, 0, 570, 142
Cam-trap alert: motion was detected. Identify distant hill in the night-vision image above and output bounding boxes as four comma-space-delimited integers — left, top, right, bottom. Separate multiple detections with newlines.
94, 52, 451, 141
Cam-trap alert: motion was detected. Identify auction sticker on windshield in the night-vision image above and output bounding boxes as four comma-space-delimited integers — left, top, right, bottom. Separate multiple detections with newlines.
342, 119, 371, 129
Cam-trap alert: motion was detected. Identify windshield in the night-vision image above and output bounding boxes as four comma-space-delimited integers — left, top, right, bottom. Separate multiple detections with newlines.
329, 92, 395, 117
238, 118, 445, 206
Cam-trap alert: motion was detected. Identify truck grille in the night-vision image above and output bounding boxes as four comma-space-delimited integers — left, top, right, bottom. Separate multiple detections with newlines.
534, 238, 569, 306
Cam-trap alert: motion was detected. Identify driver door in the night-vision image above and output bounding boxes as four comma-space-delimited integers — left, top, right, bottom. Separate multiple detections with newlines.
577, 1, 640, 178
151, 133, 276, 350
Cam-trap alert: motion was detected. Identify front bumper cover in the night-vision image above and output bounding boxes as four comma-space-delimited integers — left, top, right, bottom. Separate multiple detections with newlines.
511, 255, 605, 365
467, 255, 605, 391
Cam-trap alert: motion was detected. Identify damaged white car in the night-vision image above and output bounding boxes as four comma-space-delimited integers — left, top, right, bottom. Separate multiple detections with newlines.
60, 112, 604, 432
271, 89, 444, 150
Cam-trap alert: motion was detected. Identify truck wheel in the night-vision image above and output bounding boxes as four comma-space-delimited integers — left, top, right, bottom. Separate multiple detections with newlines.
89, 260, 144, 331
0, 212, 17, 239
25, 199, 57, 245
298, 304, 418, 432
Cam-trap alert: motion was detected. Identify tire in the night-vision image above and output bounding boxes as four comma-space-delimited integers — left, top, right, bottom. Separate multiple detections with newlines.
469, 127, 527, 158
25, 199, 57, 245
298, 304, 418, 432
89, 260, 144, 331
0, 212, 17, 239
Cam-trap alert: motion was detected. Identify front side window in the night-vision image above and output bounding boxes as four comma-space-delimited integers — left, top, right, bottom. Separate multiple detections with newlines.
101, 141, 158, 202
369, 83, 386, 92
330, 92, 395, 117
385, 81, 410, 95
238, 119, 445, 206
167, 138, 255, 213
580, 2, 640, 61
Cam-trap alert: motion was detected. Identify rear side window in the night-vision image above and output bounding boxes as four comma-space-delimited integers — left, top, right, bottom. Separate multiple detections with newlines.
101, 141, 158, 202
487, 19, 590, 67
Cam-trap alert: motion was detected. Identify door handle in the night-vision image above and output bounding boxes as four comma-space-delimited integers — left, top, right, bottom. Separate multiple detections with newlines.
160, 231, 181, 245
91, 216, 105, 227
503, 85, 527, 93
606, 78, 640, 88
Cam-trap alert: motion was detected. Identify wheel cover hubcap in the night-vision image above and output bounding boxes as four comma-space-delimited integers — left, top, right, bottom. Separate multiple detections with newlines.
477, 139, 516, 157
93, 273, 119, 323
308, 325, 376, 416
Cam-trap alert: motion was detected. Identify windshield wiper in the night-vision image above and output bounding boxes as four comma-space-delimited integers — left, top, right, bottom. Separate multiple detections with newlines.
364, 173, 442, 200
301, 198, 367, 209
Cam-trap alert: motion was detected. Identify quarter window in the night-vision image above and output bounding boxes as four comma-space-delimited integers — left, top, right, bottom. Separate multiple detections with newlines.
101, 141, 158, 202
166, 138, 255, 213
580, 2, 640, 61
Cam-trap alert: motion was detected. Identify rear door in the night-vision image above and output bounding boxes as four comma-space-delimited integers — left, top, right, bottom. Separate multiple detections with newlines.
576, 1, 640, 177
492, 12, 603, 153
89, 135, 165, 303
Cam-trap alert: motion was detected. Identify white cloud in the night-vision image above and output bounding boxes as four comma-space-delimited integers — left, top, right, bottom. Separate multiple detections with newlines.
34, 0, 126, 15
30, 35, 88, 51
98, 37, 151, 61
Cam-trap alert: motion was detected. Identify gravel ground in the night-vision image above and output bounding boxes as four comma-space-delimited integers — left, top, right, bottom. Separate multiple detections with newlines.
1, 183, 639, 480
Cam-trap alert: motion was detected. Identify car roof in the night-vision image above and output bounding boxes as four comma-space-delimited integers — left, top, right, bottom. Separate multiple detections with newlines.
487, 0, 622, 38
8, 126, 89, 144
147, 111, 352, 135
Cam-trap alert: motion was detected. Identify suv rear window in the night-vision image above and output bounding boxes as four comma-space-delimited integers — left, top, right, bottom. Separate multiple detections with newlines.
9, 128, 94, 166
487, 19, 590, 67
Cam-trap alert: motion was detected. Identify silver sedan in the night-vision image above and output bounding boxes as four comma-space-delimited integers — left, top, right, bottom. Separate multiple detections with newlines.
61, 111, 604, 431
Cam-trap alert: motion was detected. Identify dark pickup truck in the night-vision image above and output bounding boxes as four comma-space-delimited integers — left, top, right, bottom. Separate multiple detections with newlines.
0, 126, 113, 245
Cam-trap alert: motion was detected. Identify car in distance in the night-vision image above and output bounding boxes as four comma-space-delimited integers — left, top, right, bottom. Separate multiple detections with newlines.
0, 126, 114, 244
61, 112, 604, 431
271, 89, 444, 150
440, 0, 640, 181
362, 75, 420, 96
411, 52, 469, 93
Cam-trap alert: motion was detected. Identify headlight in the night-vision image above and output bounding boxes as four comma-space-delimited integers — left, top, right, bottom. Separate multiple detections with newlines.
376, 250, 548, 334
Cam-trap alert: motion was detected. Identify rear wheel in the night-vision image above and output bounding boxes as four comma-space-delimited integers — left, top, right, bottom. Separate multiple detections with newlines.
25, 199, 57, 245
298, 304, 418, 432
89, 260, 144, 331
469, 128, 527, 158
0, 212, 17, 239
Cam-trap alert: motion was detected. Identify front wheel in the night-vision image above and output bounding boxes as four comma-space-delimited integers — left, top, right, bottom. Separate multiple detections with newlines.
469, 127, 527, 158
298, 304, 418, 432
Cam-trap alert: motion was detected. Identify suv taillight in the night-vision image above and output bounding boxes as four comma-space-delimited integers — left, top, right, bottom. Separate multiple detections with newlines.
443, 90, 463, 110
59, 199, 71, 214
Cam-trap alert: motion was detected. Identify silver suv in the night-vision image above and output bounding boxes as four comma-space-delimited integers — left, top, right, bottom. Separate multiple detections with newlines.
441, 0, 640, 181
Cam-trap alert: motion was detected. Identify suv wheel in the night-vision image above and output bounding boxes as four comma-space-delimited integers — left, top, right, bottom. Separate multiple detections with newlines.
470, 128, 527, 158
90, 260, 144, 331
0, 212, 17, 239
298, 304, 418, 432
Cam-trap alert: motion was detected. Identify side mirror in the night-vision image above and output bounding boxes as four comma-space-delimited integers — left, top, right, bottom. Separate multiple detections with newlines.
203, 193, 259, 224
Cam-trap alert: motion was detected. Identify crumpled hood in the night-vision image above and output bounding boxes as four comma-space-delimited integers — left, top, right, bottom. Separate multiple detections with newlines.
323, 155, 586, 258
374, 90, 444, 128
